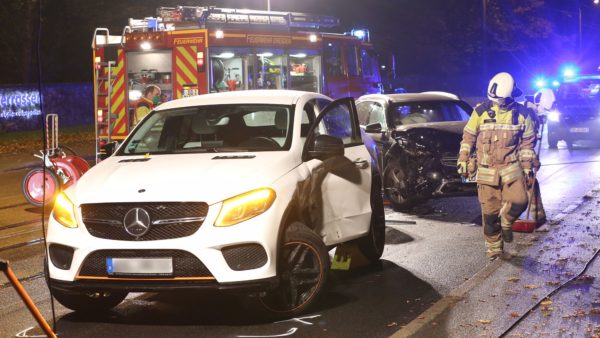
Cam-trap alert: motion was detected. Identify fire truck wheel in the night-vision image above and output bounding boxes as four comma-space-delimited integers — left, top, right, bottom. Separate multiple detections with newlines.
22, 168, 60, 208
51, 288, 128, 313
259, 222, 329, 318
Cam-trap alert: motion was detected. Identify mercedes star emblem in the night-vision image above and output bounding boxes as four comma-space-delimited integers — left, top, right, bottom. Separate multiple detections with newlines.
123, 208, 151, 238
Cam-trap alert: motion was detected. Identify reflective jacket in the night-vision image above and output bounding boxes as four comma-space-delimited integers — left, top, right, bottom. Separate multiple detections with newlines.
458, 100, 536, 186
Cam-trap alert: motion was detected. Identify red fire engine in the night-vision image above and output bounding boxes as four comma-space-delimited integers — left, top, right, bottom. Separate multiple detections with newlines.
92, 6, 382, 159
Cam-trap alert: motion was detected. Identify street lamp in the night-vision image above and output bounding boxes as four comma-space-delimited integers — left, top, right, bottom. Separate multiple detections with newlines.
578, 0, 600, 58
267, 0, 270, 11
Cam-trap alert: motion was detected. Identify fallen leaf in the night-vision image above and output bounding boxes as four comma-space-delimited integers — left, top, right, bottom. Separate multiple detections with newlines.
387, 322, 398, 327
478, 319, 492, 324
508, 276, 520, 283
524, 284, 539, 289
590, 308, 600, 315
510, 312, 520, 318
541, 298, 553, 306
546, 281, 561, 286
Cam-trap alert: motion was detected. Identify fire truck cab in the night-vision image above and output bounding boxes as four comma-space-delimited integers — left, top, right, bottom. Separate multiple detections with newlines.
92, 6, 381, 159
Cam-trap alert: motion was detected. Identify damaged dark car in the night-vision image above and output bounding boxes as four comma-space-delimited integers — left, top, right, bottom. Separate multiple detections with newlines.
357, 92, 477, 210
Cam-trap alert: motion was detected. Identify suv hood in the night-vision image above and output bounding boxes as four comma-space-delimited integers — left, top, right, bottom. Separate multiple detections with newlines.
394, 121, 466, 134
72, 152, 298, 205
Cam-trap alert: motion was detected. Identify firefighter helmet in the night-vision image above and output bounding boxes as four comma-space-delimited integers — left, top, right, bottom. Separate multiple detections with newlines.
534, 88, 556, 112
487, 72, 522, 104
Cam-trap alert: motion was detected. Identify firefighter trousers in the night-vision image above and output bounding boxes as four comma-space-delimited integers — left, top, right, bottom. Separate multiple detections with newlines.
478, 178, 529, 257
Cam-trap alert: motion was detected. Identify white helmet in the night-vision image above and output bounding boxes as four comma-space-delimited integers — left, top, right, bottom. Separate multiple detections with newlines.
534, 88, 556, 112
487, 72, 522, 104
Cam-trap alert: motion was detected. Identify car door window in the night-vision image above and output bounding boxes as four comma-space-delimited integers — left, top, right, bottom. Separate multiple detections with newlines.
311, 98, 361, 145
357, 101, 370, 125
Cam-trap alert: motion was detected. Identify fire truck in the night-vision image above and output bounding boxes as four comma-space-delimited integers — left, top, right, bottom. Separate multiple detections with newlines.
92, 6, 382, 159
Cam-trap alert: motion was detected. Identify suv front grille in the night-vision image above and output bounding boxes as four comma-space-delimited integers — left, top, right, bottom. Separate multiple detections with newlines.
78, 249, 212, 278
81, 202, 208, 241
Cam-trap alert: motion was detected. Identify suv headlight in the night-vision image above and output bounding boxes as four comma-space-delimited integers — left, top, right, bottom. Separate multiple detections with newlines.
214, 188, 276, 227
53, 193, 78, 228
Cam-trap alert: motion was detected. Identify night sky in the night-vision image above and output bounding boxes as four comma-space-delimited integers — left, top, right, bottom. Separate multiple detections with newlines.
1, 0, 599, 96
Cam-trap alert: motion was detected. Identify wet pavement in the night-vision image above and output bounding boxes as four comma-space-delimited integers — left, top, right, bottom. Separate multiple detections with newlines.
2, 141, 600, 337
396, 182, 600, 337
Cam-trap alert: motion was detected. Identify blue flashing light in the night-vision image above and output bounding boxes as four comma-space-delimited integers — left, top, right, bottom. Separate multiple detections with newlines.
561, 64, 578, 78
351, 29, 366, 40
534, 78, 547, 89
552, 80, 560, 88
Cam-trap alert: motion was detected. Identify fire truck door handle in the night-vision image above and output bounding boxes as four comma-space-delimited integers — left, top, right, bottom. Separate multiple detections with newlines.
353, 159, 369, 169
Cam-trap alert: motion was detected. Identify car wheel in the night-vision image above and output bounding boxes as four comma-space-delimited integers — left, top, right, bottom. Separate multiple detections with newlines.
383, 159, 415, 211
353, 174, 385, 263
547, 137, 558, 149
259, 222, 329, 317
51, 287, 127, 313
22, 168, 60, 207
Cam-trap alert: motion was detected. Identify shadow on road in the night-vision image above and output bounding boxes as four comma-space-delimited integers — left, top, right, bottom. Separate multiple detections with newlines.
52, 260, 440, 338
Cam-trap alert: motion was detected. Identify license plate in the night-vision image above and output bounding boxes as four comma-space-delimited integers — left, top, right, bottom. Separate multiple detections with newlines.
462, 176, 476, 183
569, 127, 589, 133
106, 257, 173, 276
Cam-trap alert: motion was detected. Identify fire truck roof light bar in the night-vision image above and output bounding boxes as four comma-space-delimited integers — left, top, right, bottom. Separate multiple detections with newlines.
121, 6, 341, 33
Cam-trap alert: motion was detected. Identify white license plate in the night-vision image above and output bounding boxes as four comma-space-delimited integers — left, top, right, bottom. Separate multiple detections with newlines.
462, 176, 476, 183
570, 127, 589, 133
106, 257, 173, 276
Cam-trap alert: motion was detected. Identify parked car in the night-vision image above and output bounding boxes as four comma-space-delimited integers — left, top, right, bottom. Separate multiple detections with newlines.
357, 92, 476, 210
547, 75, 600, 149
45, 90, 385, 317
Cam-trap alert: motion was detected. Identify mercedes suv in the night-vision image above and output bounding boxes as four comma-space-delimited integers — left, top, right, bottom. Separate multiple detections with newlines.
45, 90, 385, 317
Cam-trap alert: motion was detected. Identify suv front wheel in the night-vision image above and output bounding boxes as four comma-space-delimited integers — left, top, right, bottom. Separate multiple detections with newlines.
259, 222, 329, 317
383, 159, 417, 210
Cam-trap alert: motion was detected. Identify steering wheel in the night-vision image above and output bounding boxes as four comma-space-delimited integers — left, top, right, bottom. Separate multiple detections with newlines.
239, 137, 281, 149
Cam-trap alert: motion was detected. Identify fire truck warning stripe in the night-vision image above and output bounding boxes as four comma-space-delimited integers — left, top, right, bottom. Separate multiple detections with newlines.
176, 60, 196, 85
179, 46, 197, 69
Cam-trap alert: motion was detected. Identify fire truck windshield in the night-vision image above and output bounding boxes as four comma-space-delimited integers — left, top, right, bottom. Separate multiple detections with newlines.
119, 104, 293, 155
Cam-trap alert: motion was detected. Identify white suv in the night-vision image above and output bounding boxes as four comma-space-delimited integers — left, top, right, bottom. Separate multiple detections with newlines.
46, 90, 385, 316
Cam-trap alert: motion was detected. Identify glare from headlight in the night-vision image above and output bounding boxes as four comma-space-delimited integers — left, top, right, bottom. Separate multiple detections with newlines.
53, 193, 78, 228
548, 111, 560, 122
214, 188, 276, 227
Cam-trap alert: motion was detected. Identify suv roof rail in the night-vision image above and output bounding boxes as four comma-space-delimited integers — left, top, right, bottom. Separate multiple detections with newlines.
420, 91, 460, 100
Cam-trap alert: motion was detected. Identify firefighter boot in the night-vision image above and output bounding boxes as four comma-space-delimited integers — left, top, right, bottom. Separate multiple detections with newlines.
500, 212, 514, 243
483, 214, 503, 259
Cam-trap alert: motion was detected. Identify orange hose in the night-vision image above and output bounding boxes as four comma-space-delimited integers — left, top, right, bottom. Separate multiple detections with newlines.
2, 262, 56, 337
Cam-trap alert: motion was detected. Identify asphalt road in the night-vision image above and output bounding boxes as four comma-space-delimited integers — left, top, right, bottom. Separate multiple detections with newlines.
1, 140, 600, 337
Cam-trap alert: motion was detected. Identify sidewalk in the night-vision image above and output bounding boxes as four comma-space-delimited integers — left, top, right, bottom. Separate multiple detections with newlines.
394, 183, 600, 337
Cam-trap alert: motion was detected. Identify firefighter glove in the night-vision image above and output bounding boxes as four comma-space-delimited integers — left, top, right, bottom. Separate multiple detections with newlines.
457, 161, 468, 177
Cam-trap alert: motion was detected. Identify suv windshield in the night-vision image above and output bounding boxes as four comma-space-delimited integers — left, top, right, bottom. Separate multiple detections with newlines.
389, 100, 470, 126
120, 104, 292, 155
558, 78, 600, 101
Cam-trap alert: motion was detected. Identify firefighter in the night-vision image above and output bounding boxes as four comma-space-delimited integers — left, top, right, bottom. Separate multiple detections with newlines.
133, 85, 161, 126
457, 72, 537, 260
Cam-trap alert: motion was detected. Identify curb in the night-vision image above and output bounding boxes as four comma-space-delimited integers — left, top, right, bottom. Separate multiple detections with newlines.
391, 182, 600, 338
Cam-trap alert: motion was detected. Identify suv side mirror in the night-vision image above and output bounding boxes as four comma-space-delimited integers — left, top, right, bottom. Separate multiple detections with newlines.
307, 135, 344, 160
365, 122, 383, 133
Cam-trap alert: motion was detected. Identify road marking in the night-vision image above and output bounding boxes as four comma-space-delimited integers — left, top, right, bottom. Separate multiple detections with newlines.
15, 326, 47, 337
237, 328, 298, 338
